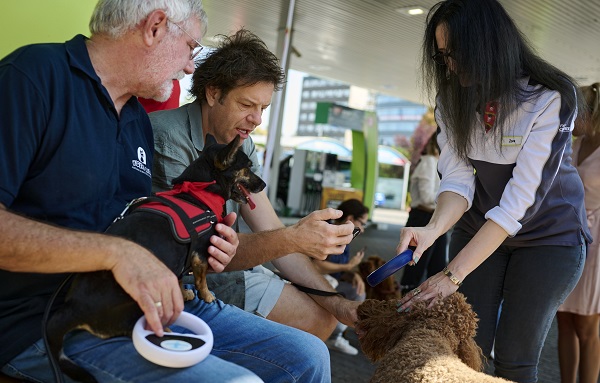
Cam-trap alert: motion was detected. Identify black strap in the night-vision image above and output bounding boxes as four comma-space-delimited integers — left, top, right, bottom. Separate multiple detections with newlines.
291, 282, 345, 298
43, 273, 74, 383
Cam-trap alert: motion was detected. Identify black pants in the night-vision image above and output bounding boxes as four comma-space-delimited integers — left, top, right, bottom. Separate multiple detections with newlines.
400, 207, 449, 289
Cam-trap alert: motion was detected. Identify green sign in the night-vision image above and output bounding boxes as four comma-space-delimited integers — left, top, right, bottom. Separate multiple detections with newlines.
314, 102, 365, 131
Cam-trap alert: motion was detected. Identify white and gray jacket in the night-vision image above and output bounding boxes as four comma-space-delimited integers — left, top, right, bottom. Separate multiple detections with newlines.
436, 78, 591, 247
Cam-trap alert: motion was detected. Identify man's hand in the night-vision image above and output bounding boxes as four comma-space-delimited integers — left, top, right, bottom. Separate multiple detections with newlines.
109, 212, 239, 335
108, 240, 184, 337
207, 212, 238, 273
328, 296, 362, 328
352, 272, 366, 297
289, 208, 355, 260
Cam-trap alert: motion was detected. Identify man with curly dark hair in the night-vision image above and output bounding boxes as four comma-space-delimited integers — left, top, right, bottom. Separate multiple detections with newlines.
150, 28, 360, 341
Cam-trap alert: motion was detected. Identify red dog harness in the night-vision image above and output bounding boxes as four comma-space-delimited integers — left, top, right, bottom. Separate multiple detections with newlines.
112, 181, 226, 278
132, 181, 226, 242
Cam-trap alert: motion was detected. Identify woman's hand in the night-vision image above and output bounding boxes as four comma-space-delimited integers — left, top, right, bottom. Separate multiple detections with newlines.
396, 225, 439, 265
347, 247, 365, 269
396, 271, 459, 311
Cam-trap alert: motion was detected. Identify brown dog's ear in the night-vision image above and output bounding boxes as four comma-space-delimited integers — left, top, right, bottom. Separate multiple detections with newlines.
215, 135, 241, 169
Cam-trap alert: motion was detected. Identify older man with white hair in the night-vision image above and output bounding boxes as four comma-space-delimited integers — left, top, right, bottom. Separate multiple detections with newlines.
0, 1, 330, 382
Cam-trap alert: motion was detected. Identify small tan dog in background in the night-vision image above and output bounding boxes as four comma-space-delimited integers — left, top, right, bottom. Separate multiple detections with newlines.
356, 293, 515, 383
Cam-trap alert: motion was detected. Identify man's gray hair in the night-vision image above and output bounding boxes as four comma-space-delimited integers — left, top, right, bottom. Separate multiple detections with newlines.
89, 0, 207, 38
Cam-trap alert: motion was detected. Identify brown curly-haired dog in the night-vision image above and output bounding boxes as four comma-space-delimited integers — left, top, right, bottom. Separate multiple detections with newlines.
356, 293, 514, 383
358, 255, 402, 301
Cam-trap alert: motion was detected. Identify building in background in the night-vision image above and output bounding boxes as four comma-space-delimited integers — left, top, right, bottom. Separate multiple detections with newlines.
296, 76, 355, 139
375, 94, 428, 146
295, 75, 427, 148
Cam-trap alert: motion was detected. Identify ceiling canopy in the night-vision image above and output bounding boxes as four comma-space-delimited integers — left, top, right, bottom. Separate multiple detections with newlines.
202, 0, 600, 105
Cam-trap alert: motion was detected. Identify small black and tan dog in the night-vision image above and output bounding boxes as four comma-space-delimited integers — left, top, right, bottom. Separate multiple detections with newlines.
44, 134, 265, 383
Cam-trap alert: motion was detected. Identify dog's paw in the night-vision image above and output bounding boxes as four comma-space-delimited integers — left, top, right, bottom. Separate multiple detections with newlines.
182, 289, 196, 301
199, 291, 215, 304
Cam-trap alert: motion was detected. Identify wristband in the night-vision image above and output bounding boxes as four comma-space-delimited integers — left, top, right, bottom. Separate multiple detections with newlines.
442, 267, 463, 287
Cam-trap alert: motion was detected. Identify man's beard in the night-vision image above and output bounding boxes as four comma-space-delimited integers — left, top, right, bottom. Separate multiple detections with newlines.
153, 71, 185, 102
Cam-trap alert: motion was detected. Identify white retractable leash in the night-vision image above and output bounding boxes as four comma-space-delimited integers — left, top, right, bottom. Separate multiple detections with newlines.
132, 312, 213, 368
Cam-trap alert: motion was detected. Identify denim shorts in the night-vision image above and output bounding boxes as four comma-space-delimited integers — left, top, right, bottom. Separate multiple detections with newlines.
205, 266, 286, 318
450, 227, 585, 383
243, 266, 287, 318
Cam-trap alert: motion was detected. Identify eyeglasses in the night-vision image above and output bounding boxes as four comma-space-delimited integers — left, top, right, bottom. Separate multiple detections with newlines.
432, 51, 453, 66
356, 218, 368, 228
169, 19, 204, 60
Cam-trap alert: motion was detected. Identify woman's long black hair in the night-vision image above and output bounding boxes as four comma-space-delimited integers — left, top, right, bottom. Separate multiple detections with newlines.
421, 0, 582, 160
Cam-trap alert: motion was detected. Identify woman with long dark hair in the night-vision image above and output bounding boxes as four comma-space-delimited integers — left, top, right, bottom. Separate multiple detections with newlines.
397, 1, 591, 382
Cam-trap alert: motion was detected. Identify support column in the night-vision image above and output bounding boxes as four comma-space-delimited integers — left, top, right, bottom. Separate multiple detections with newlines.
263, 0, 296, 207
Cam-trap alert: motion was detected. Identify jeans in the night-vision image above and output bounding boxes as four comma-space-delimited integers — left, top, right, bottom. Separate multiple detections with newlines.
450, 228, 586, 383
3, 297, 330, 383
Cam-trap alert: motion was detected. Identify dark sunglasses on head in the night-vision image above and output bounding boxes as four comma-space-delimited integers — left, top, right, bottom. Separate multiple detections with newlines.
432, 51, 452, 66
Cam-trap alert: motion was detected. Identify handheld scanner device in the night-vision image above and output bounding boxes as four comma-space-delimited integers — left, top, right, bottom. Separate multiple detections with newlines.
132, 311, 213, 368
366, 249, 414, 287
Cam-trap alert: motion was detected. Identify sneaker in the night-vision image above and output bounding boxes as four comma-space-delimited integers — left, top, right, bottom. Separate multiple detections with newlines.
325, 336, 359, 355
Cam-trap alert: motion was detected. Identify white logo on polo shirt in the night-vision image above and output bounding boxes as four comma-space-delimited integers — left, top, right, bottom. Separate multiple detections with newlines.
137, 147, 147, 164
132, 147, 151, 178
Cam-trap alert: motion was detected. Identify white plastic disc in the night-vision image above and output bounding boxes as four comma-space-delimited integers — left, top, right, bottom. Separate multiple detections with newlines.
132, 312, 213, 368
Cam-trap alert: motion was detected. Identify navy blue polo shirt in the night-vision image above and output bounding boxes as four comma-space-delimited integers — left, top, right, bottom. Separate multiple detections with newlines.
0, 35, 154, 366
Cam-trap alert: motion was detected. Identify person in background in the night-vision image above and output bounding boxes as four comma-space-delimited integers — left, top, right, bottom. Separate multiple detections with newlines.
400, 132, 449, 294
0, 1, 331, 381
396, 1, 591, 382
556, 82, 600, 383
313, 199, 368, 355
150, 28, 359, 342
139, 79, 181, 112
